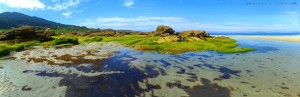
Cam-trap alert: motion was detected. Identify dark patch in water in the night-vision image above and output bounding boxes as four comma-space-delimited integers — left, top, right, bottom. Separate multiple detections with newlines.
186, 73, 198, 80
219, 67, 241, 75
174, 66, 186, 74
170, 55, 189, 61
187, 66, 194, 69
166, 78, 231, 97
158, 60, 172, 67
193, 64, 202, 67
184, 53, 213, 58
219, 73, 231, 79
203, 64, 218, 69
59, 71, 161, 97
184, 78, 231, 97
193, 63, 241, 75
145, 65, 160, 77
158, 68, 167, 75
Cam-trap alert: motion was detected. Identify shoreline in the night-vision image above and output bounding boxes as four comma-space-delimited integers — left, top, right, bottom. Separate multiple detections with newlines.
230, 35, 300, 43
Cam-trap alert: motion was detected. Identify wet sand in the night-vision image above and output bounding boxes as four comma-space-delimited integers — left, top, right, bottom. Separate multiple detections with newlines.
232, 35, 300, 43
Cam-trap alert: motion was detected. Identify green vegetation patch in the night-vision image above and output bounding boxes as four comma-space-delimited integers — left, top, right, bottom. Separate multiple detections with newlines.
99, 35, 255, 54
0, 46, 10, 57
0, 29, 10, 33
42, 35, 79, 46
0, 41, 40, 57
0, 35, 254, 57
78, 36, 103, 43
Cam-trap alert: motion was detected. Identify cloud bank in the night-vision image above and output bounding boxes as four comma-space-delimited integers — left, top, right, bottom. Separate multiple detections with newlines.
79, 16, 300, 32
0, 0, 45, 9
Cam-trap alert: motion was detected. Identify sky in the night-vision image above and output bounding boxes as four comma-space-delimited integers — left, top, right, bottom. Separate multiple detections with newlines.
0, 0, 299, 32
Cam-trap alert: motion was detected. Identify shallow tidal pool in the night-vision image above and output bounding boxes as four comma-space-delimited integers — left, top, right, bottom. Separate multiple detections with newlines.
1, 38, 300, 97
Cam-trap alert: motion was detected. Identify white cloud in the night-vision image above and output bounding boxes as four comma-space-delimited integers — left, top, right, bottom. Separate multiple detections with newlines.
0, 0, 45, 9
79, 16, 300, 32
62, 11, 73, 18
47, 0, 83, 11
47, 0, 85, 18
122, 0, 134, 8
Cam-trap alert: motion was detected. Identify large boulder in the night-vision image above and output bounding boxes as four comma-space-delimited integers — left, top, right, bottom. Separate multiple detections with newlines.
12, 26, 36, 39
155, 25, 175, 35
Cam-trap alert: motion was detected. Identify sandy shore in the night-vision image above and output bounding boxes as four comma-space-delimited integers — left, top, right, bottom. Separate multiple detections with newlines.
231, 35, 300, 43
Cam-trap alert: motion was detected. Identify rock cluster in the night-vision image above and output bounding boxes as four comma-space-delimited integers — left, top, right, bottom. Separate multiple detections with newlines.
0, 26, 55, 41
178, 30, 211, 41
152, 25, 211, 41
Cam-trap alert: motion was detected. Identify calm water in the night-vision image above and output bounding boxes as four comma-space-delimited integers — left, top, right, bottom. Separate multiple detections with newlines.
1, 38, 300, 97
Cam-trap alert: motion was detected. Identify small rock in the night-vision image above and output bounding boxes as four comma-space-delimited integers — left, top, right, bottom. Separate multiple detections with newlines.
22, 85, 32, 91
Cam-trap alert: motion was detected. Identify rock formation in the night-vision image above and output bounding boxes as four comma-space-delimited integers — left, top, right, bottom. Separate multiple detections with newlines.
44, 28, 56, 37
0, 26, 55, 41
155, 25, 176, 36
178, 30, 211, 38
178, 30, 211, 42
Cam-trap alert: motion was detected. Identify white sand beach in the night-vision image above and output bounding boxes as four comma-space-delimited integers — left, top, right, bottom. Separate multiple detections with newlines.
231, 35, 300, 43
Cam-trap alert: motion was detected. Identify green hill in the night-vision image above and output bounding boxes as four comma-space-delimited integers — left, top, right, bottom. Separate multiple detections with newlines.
0, 12, 71, 29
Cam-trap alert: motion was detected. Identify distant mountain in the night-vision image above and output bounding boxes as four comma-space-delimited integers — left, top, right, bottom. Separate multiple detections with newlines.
0, 12, 72, 29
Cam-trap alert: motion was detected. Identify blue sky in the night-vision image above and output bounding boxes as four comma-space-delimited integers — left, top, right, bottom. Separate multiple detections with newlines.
0, 0, 299, 32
